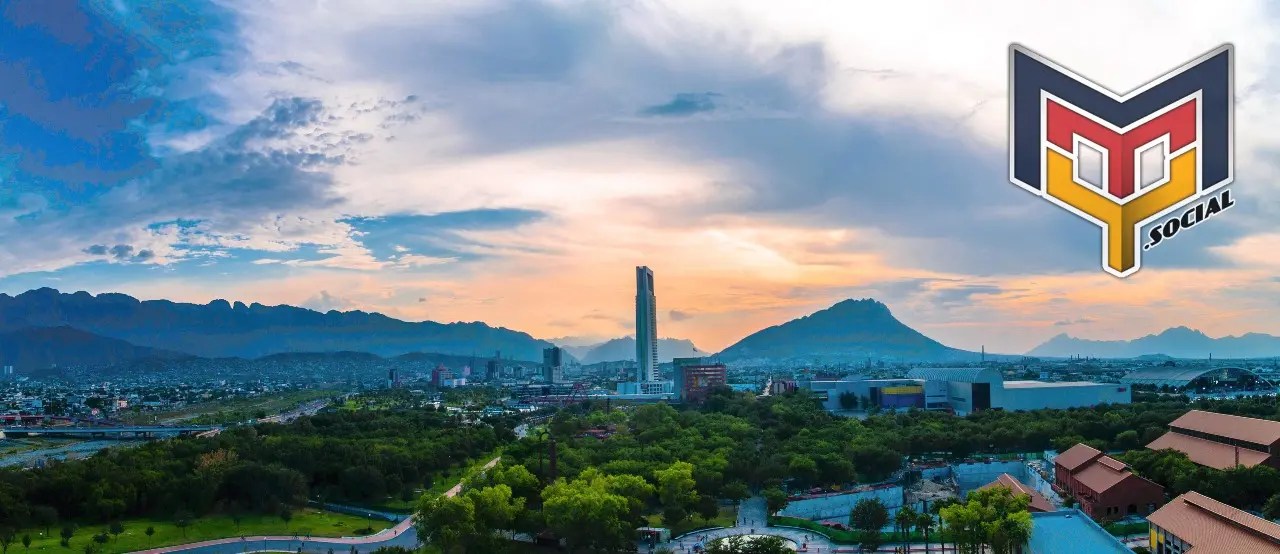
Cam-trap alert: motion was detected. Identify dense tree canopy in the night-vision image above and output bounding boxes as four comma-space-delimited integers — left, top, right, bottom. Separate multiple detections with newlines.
0, 408, 508, 528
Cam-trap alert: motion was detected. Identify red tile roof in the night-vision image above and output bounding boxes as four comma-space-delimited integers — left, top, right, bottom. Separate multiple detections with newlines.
1073, 456, 1138, 495
1169, 410, 1280, 447
1055, 443, 1104, 473
979, 473, 1055, 513
1148, 492, 1280, 554
1148, 431, 1272, 470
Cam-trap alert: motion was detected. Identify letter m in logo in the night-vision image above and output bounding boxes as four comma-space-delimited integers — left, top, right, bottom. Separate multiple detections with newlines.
1008, 45, 1233, 277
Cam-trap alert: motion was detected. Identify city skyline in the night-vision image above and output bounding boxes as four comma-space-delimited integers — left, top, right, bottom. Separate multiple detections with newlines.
5, 1, 1280, 354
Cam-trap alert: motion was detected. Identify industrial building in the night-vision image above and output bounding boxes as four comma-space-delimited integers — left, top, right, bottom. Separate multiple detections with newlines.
801, 377, 938, 411
1024, 510, 1132, 554
1053, 443, 1164, 520
1121, 366, 1274, 392
1146, 410, 1280, 470
1148, 492, 1280, 554
673, 357, 726, 404
906, 367, 1131, 414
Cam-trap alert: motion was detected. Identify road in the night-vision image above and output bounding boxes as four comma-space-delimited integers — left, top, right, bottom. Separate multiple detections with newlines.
127, 456, 500, 554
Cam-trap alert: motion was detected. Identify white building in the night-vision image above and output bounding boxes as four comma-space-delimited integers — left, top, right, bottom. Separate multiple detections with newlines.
905, 367, 1130, 415
635, 266, 659, 383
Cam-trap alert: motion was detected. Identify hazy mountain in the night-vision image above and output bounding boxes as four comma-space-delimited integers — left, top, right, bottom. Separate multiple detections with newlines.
1027, 327, 1280, 359
716, 298, 979, 363
0, 326, 189, 371
0, 288, 554, 361
579, 337, 703, 365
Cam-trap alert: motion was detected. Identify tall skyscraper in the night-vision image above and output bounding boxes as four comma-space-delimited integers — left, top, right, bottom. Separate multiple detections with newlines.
635, 266, 659, 383
543, 347, 565, 384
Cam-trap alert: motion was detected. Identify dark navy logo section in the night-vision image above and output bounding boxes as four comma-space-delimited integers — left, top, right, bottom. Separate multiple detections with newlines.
1010, 46, 1232, 194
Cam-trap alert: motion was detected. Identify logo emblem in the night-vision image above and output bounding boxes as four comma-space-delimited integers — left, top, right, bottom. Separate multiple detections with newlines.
1009, 45, 1234, 277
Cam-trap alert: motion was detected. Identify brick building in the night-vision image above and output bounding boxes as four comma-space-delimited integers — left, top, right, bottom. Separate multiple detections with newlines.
1054, 443, 1165, 521
1146, 409, 1280, 470
1148, 491, 1280, 554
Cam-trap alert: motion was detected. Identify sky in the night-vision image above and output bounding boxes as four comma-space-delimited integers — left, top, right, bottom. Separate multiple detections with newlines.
3, 0, 1280, 355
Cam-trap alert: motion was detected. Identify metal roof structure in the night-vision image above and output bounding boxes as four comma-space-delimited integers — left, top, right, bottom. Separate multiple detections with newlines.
906, 367, 1002, 383
1119, 366, 1272, 388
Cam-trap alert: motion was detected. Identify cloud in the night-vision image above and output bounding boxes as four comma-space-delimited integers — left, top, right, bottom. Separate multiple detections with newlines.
303, 290, 352, 312
668, 309, 694, 321
417, 297, 427, 303
1054, 318, 1097, 327
640, 92, 720, 117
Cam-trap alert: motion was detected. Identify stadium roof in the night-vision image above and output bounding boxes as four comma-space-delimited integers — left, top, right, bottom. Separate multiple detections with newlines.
906, 367, 1002, 383
1119, 366, 1269, 388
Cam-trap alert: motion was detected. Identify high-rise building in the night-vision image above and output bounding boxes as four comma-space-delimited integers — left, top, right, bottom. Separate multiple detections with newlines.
543, 347, 565, 384
635, 266, 659, 383
485, 359, 501, 381
674, 357, 727, 403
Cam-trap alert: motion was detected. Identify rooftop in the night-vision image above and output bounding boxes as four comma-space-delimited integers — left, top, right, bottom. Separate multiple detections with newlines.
1025, 509, 1131, 554
1073, 456, 1139, 494
1003, 380, 1110, 389
1148, 431, 1272, 470
1148, 492, 1280, 554
906, 367, 1002, 384
979, 473, 1056, 512
1054, 443, 1104, 473
1169, 410, 1280, 447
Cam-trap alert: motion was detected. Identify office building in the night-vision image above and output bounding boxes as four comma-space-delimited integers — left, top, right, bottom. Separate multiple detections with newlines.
1053, 444, 1164, 520
635, 266, 659, 383
1146, 410, 1280, 470
431, 365, 455, 388
543, 347, 565, 384
387, 368, 397, 389
1147, 491, 1280, 554
485, 359, 501, 381
673, 357, 726, 403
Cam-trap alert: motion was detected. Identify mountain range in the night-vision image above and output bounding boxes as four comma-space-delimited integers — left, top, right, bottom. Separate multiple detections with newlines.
572, 337, 702, 365
0, 326, 189, 371
0, 288, 555, 362
1026, 327, 1280, 359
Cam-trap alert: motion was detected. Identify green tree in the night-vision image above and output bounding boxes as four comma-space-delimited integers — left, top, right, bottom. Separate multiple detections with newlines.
0, 528, 14, 554
722, 482, 750, 507
1265, 492, 1280, 520
762, 488, 789, 517
705, 535, 792, 554
59, 525, 74, 548
940, 486, 1033, 554
697, 495, 721, 523
850, 498, 888, 553
895, 505, 919, 550
655, 461, 699, 522
31, 506, 57, 537
20, 535, 30, 553
108, 522, 123, 542
916, 512, 935, 554
279, 508, 293, 530
174, 510, 192, 538
145, 526, 155, 547
466, 484, 526, 546
839, 392, 858, 411
416, 493, 477, 554
539, 471, 640, 553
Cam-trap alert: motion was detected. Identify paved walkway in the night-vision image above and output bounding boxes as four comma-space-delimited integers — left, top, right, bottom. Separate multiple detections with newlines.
129, 457, 500, 554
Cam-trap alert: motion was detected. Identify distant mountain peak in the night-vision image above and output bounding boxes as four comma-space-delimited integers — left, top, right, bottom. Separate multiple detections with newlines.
1027, 326, 1280, 359
716, 298, 976, 363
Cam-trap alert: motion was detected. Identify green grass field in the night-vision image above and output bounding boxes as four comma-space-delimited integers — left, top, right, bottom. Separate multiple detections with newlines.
14, 508, 390, 554
645, 507, 737, 538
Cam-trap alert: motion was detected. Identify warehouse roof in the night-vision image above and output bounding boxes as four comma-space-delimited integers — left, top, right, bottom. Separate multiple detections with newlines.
1148, 492, 1280, 554
906, 367, 1002, 383
1120, 366, 1268, 388
1054, 443, 1104, 473
1169, 410, 1280, 447
1025, 510, 1131, 554
1147, 431, 1272, 470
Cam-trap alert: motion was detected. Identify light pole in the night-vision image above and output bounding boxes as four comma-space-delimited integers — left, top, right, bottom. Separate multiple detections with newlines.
536, 429, 557, 483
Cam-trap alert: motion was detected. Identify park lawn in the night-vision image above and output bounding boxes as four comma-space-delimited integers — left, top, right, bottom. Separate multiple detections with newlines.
645, 507, 737, 538
15, 508, 390, 554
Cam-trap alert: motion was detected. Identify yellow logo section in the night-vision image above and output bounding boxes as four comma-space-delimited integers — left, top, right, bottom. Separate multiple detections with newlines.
1045, 149, 1198, 275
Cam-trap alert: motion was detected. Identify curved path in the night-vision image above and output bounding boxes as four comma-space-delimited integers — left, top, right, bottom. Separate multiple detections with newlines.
129, 457, 500, 554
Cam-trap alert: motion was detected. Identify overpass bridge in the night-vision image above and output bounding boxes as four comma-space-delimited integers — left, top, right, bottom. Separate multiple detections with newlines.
0, 425, 221, 439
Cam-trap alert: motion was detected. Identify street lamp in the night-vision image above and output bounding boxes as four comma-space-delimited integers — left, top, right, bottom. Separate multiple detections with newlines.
536, 429, 557, 483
